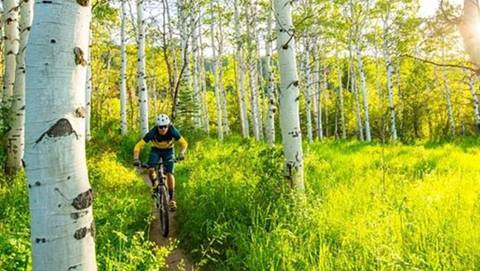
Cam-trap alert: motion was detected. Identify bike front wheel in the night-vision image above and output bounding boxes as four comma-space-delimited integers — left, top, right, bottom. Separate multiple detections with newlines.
157, 186, 170, 237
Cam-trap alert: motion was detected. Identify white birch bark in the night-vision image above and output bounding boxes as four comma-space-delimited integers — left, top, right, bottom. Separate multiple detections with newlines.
313, 44, 322, 139
137, 0, 148, 135
120, 0, 128, 135
198, 13, 210, 134
191, 3, 202, 129
303, 39, 313, 143
253, 3, 264, 140
234, 0, 249, 138
468, 74, 480, 130
350, 56, 364, 141
356, 45, 371, 142
459, 0, 480, 68
85, 33, 92, 141
247, 1, 261, 141
2, 0, 19, 99
265, 6, 275, 146
382, 17, 398, 141
274, 0, 304, 190
25, 2, 97, 270
323, 68, 329, 137
337, 59, 346, 139
210, 1, 223, 140
217, 10, 229, 135
192, 26, 202, 128
6, 0, 33, 174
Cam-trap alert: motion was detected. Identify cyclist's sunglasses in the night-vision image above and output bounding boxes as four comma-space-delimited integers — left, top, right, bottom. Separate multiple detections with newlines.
158, 125, 168, 129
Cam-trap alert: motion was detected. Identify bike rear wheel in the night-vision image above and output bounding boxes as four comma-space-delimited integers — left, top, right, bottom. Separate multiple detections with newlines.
157, 186, 170, 237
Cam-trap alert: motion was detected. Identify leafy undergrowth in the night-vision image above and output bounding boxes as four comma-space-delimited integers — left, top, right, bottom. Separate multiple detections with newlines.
0, 148, 168, 270
176, 137, 480, 270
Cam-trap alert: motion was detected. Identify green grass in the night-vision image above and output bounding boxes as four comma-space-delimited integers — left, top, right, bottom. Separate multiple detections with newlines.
1, 134, 479, 270
0, 143, 168, 270
175, 137, 480, 270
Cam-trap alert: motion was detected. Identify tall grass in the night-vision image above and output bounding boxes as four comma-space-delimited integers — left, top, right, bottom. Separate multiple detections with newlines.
0, 140, 168, 270
176, 137, 480, 270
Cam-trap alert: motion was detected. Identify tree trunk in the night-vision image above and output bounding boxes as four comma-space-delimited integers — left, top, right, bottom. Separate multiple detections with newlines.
2, 0, 19, 100
85, 49, 92, 141
247, 1, 261, 141
6, 0, 33, 175
323, 68, 329, 138
313, 44, 323, 139
303, 39, 313, 143
273, 0, 304, 191
265, 6, 275, 146
356, 45, 371, 142
198, 12, 210, 134
217, 9, 229, 135
25, 3, 97, 270
120, 0, 128, 135
382, 23, 398, 141
234, 0, 249, 138
336, 55, 346, 139
459, 0, 480, 68
351, 60, 364, 141
467, 74, 480, 131
210, 1, 223, 140
137, 0, 149, 135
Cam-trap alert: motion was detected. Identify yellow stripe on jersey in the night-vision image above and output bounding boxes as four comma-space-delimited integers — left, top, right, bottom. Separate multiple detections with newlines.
151, 138, 175, 149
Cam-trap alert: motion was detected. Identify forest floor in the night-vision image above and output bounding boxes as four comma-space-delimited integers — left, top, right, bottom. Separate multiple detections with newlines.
143, 175, 196, 271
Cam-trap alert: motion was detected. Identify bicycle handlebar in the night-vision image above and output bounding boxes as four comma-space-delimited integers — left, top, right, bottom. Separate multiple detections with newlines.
135, 157, 183, 168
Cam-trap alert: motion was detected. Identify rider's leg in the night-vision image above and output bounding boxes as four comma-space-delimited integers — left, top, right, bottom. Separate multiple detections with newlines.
166, 173, 175, 201
147, 148, 160, 186
148, 168, 156, 185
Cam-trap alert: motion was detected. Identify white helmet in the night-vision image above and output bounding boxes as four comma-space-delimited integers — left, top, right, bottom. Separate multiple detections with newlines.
155, 114, 171, 126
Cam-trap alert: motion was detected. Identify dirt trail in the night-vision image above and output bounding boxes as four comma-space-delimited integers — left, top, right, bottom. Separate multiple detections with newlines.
143, 175, 196, 271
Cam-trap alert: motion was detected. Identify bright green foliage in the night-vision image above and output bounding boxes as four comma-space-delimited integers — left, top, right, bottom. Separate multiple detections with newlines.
89, 152, 169, 270
0, 172, 30, 270
0, 147, 168, 270
176, 137, 480, 270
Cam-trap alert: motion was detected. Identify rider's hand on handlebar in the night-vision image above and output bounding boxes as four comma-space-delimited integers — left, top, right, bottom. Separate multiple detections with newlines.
176, 153, 185, 161
133, 159, 141, 167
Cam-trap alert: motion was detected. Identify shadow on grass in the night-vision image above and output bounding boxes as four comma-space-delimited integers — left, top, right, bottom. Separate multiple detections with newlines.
424, 136, 480, 151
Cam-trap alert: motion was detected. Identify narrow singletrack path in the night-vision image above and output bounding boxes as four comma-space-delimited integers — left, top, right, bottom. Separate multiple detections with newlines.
142, 174, 196, 271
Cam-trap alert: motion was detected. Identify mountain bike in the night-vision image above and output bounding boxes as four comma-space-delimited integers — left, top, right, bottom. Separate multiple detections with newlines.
138, 157, 178, 237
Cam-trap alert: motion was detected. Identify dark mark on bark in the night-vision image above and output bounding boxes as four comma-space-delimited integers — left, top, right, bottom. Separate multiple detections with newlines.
74, 47, 87, 66
288, 129, 300, 138
35, 238, 46, 243
72, 189, 93, 210
71, 210, 88, 220
90, 222, 96, 238
74, 227, 88, 240
35, 181, 41, 186
35, 118, 79, 144
76, 0, 89, 7
68, 264, 81, 270
75, 107, 86, 118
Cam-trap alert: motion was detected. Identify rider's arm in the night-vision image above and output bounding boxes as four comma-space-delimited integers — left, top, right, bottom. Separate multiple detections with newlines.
133, 139, 146, 160
177, 136, 188, 155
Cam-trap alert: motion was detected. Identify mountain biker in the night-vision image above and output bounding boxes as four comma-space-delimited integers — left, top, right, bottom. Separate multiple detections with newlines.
133, 114, 188, 211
